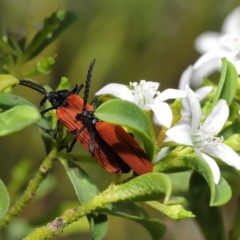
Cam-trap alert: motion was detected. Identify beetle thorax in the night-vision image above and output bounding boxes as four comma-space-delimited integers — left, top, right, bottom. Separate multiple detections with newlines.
76, 110, 99, 125
47, 90, 70, 109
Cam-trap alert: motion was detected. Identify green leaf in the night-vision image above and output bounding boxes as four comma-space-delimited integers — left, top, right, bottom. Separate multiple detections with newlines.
229, 102, 240, 120
219, 59, 238, 105
166, 196, 186, 205
170, 99, 182, 126
0, 92, 37, 109
104, 172, 172, 203
25, 57, 55, 77
56, 159, 167, 240
0, 105, 41, 136
56, 77, 70, 91
146, 201, 195, 220
223, 134, 240, 152
189, 172, 225, 240
98, 202, 166, 240
0, 179, 10, 220
221, 119, 240, 139
154, 152, 232, 206
94, 99, 155, 160
211, 58, 228, 107
199, 59, 237, 120
210, 177, 232, 206
23, 11, 78, 62
59, 158, 108, 240
0, 92, 51, 130
0, 75, 19, 92
59, 158, 102, 203
212, 58, 238, 107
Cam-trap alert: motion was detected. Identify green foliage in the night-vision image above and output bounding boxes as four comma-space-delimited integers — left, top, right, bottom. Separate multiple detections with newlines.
98, 202, 166, 240
0, 179, 10, 221
60, 158, 108, 240
154, 151, 232, 206
0, 75, 19, 92
0, 11, 77, 77
189, 172, 226, 240
219, 58, 238, 105
0, 6, 240, 240
146, 201, 195, 220
0, 105, 41, 136
22, 11, 78, 62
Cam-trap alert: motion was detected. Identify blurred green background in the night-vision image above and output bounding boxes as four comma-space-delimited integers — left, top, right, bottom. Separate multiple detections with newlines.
0, 0, 239, 239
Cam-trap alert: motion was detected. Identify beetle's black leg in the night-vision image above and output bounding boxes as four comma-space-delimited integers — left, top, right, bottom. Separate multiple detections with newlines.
76, 84, 84, 95
40, 106, 55, 115
72, 122, 96, 156
87, 122, 96, 155
59, 138, 78, 153
90, 98, 98, 110
72, 125, 86, 136
53, 120, 61, 139
41, 119, 60, 138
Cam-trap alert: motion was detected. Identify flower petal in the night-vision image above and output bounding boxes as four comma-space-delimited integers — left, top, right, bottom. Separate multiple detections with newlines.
194, 148, 221, 184
95, 83, 133, 101
185, 85, 202, 132
154, 147, 170, 162
202, 142, 240, 171
195, 86, 213, 101
222, 6, 240, 34
148, 102, 172, 128
195, 31, 222, 54
219, 34, 240, 51
201, 100, 229, 135
191, 50, 228, 88
154, 89, 186, 102
166, 124, 193, 146
178, 65, 193, 90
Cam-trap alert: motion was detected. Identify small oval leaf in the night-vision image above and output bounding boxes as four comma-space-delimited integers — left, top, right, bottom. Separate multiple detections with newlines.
104, 172, 172, 203
0, 91, 51, 130
94, 99, 155, 160
146, 201, 195, 220
0, 75, 19, 92
0, 105, 41, 136
154, 152, 232, 206
220, 59, 238, 104
0, 179, 10, 220
0, 92, 37, 110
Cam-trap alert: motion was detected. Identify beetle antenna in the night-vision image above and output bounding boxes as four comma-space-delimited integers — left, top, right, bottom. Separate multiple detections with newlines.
83, 59, 96, 107
19, 79, 46, 94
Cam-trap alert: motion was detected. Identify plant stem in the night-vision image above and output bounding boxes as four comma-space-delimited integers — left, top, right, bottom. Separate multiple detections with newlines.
23, 191, 111, 240
0, 148, 57, 230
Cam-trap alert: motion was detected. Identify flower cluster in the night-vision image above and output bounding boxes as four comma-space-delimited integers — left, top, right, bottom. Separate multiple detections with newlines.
95, 6, 240, 185
180, 6, 240, 90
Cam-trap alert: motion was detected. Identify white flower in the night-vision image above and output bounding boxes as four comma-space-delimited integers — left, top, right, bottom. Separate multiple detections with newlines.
179, 7, 240, 90
179, 59, 223, 91
178, 66, 213, 125
165, 85, 240, 184
195, 6, 240, 54
95, 80, 186, 128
